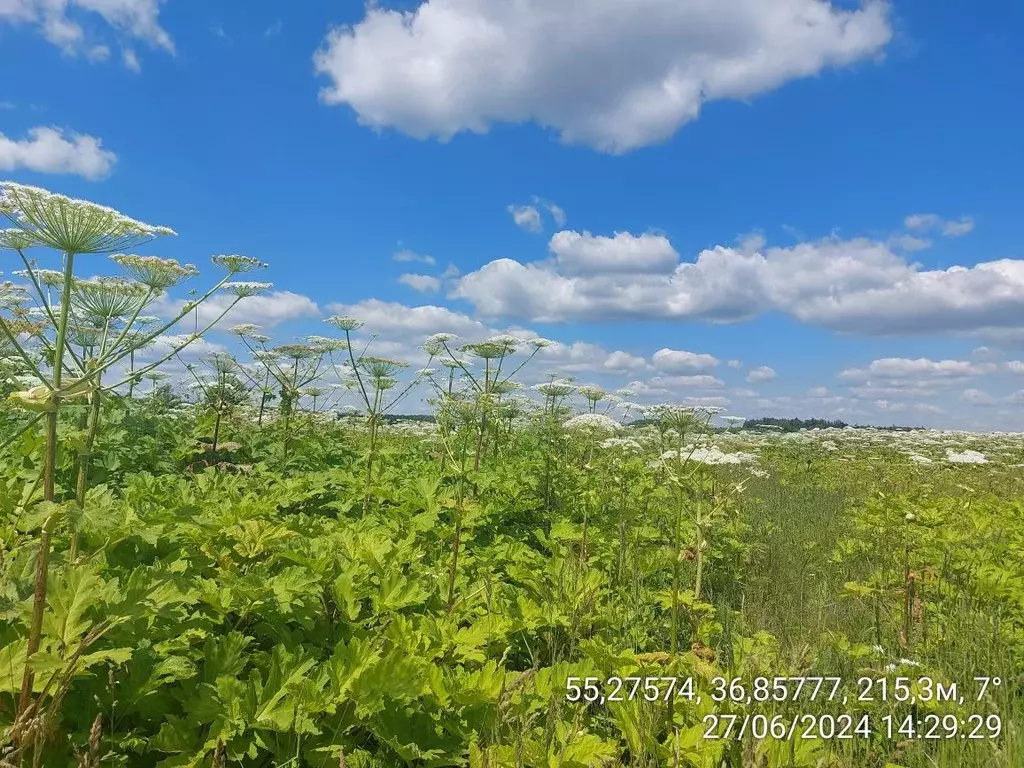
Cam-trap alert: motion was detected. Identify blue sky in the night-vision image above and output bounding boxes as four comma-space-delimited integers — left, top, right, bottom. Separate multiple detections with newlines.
2, 0, 1024, 429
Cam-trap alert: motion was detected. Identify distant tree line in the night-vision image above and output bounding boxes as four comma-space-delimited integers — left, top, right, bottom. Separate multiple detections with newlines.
332, 412, 922, 432
743, 417, 848, 431
337, 412, 437, 424
742, 417, 922, 432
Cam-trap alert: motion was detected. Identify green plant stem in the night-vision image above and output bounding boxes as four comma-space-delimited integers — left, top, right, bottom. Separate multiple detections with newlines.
212, 372, 225, 456
19, 252, 76, 720
70, 379, 102, 560
361, 388, 383, 515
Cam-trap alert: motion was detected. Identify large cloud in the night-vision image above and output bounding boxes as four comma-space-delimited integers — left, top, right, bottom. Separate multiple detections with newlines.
157, 291, 322, 331
836, 357, 997, 401
326, 299, 490, 340
451, 231, 1024, 336
839, 358, 996, 381
0, 126, 116, 179
652, 348, 719, 373
550, 231, 679, 275
314, 0, 891, 153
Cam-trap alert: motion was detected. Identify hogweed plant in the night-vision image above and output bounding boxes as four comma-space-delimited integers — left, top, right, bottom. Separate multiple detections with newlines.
576, 384, 609, 414
563, 413, 623, 565
232, 329, 344, 458
182, 353, 250, 456
647, 407, 722, 657
534, 377, 577, 511
326, 315, 436, 513
0, 181, 269, 744
430, 333, 552, 471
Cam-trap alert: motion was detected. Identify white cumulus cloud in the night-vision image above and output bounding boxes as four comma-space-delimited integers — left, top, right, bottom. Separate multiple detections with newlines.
0, 126, 116, 179
839, 358, 994, 381
314, 0, 891, 154
651, 348, 719, 373
159, 291, 321, 330
398, 273, 442, 293
746, 366, 777, 383
550, 230, 678, 275
450, 230, 1024, 337
603, 350, 647, 372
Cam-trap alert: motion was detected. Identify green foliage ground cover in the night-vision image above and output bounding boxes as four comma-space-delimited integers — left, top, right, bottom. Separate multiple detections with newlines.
1, 400, 1021, 767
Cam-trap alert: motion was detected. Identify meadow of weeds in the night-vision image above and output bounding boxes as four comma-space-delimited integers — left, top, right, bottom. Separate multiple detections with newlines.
0, 183, 1021, 767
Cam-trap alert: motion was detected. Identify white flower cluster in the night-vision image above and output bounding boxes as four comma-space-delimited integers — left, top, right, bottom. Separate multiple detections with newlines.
945, 449, 988, 464
535, 380, 575, 397
660, 446, 757, 465
111, 254, 198, 289
211, 255, 267, 273
326, 315, 363, 332
598, 437, 642, 452
1, 182, 176, 254
564, 413, 621, 433
223, 281, 272, 298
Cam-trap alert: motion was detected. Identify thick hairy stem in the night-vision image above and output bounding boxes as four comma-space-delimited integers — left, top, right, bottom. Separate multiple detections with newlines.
473, 408, 487, 473
212, 405, 223, 457
472, 360, 491, 472
70, 385, 103, 560
361, 410, 379, 515
19, 253, 75, 720
212, 373, 224, 456
17, 513, 58, 719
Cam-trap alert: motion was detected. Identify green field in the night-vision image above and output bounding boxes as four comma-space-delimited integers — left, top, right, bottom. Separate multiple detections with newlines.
1, 184, 1022, 767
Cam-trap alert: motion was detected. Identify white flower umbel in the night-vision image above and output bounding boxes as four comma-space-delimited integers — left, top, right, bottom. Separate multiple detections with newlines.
325, 315, 364, 332
110, 255, 198, 290
535, 380, 575, 398
945, 449, 988, 464
222, 281, 272, 298
424, 332, 459, 355
306, 335, 349, 353
689, 446, 757, 465
599, 437, 642, 452
0, 182, 176, 254
564, 413, 622, 434
211, 255, 268, 273
13, 267, 65, 287
0, 228, 36, 251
